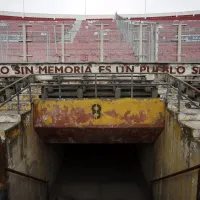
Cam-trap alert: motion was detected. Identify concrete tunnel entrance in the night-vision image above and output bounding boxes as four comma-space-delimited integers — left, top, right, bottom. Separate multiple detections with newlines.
50, 144, 153, 200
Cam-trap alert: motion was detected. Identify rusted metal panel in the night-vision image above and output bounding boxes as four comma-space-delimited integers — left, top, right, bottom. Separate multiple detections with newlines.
33, 98, 165, 143
34, 98, 165, 128
35, 127, 163, 143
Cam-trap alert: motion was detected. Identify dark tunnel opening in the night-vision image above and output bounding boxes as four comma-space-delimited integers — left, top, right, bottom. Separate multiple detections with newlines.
50, 144, 153, 200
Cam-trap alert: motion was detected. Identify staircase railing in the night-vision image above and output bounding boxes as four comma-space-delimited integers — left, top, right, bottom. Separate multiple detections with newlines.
0, 73, 200, 114
0, 74, 33, 114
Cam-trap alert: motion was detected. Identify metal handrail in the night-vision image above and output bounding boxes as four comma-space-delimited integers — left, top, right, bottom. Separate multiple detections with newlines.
151, 164, 200, 183
0, 72, 200, 113
0, 74, 33, 114
167, 74, 200, 111
168, 74, 200, 94
0, 74, 32, 93
6, 168, 48, 183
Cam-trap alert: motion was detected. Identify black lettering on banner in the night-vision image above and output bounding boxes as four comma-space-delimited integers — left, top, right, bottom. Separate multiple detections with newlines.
92, 104, 101, 119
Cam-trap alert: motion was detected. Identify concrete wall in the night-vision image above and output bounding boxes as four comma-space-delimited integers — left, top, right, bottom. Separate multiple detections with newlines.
137, 144, 154, 185
5, 111, 64, 200
153, 109, 200, 200
0, 142, 6, 185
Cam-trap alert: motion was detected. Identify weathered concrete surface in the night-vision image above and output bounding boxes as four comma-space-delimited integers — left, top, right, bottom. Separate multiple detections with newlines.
34, 98, 165, 128
180, 121, 200, 142
153, 109, 200, 200
178, 109, 200, 121
2, 111, 64, 200
34, 98, 165, 143
0, 142, 6, 186
0, 101, 31, 111
137, 144, 154, 185
0, 111, 23, 186
0, 111, 21, 123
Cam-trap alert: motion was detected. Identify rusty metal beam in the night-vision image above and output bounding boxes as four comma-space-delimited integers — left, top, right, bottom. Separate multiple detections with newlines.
33, 98, 165, 143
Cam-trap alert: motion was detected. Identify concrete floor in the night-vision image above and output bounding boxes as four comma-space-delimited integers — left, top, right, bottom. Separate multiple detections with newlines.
50, 144, 151, 200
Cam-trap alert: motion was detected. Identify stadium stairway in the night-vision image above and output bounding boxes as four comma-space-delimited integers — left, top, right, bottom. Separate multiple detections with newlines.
0, 79, 200, 143
0, 86, 40, 143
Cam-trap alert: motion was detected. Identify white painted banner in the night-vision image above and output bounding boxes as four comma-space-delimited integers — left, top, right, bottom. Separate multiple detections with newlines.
0, 63, 200, 77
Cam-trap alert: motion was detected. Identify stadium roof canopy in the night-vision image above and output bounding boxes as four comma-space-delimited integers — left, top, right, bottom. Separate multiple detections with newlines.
0, 10, 200, 20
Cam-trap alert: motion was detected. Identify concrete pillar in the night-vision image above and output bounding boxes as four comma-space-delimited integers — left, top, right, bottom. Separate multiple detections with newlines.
77, 88, 83, 98
155, 24, 159, 62
22, 24, 27, 62
139, 23, 143, 62
150, 24, 155, 62
115, 88, 121, 98
177, 24, 182, 62
61, 24, 65, 63
100, 24, 104, 62
18, 24, 32, 62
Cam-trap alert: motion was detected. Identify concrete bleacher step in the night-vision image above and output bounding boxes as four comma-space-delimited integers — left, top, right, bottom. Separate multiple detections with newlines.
0, 110, 22, 142
12, 93, 40, 101
179, 120, 200, 142
0, 111, 21, 123
167, 102, 200, 142
167, 99, 200, 111
178, 109, 200, 121
0, 101, 31, 111
0, 110, 31, 143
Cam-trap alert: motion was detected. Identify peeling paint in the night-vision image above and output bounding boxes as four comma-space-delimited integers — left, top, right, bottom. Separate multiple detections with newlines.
33, 98, 165, 143
34, 98, 165, 128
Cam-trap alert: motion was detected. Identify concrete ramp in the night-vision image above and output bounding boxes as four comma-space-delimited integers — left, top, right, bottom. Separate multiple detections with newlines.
33, 98, 165, 143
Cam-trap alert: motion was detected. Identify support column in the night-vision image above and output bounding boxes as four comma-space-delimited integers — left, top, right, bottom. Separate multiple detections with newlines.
150, 24, 155, 62
177, 24, 182, 62
100, 24, 104, 62
95, 24, 109, 62
155, 24, 159, 62
134, 23, 147, 62
56, 24, 71, 63
139, 23, 143, 62
61, 24, 65, 63
46, 32, 49, 62
18, 24, 32, 62
173, 24, 187, 62
22, 24, 26, 62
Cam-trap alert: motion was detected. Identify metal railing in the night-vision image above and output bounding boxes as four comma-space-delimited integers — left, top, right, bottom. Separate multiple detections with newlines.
151, 165, 200, 200
0, 75, 33, 113
0, 20, 200, 63
0, 72, 200, 114
151, 164, 200, 183
166, 74, 200, 111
